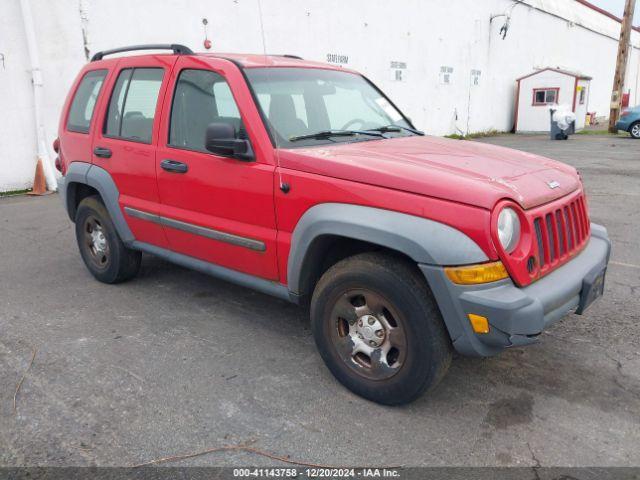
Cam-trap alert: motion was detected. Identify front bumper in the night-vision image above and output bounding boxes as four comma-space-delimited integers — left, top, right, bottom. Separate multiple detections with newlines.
420, 223, 611, 357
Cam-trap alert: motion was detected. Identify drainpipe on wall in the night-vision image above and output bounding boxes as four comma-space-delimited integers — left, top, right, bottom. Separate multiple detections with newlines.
20, 0, 58, 191
79, 0, 91, 61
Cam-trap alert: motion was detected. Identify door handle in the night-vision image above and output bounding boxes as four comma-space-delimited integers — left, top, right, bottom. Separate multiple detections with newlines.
93, 146, 112, 158
160, 159, 188, 173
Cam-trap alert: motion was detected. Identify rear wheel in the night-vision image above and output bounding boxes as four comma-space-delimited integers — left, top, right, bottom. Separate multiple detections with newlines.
310, 252, 452, 405
75, 196, 141, 283
630, 122, 640, 139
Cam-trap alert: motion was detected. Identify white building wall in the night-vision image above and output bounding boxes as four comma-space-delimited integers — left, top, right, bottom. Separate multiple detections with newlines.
1, 0, 640, 191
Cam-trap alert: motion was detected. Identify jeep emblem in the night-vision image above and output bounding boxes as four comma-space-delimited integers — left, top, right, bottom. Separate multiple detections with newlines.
547, 180, 560, 189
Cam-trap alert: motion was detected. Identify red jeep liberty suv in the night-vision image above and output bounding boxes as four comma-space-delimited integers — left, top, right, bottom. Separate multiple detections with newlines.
56, 44, 611, 405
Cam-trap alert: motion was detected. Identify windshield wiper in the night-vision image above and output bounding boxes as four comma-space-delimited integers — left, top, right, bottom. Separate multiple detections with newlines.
368, 125, 425, 135
289, 129, 386, 142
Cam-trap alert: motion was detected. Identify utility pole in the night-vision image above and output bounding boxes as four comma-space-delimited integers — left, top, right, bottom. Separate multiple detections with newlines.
609, 0, 636, 133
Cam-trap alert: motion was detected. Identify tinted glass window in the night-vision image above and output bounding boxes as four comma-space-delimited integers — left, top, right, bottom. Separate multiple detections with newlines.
244, 68, 411, 147
104, 68, 163, 143
105, 69, 132, 136
169, 69, 245, 152
212, 81, 241, 118
67, 70, 107, 133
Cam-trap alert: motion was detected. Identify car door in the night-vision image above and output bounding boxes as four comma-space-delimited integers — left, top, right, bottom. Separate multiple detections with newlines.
92, 55, 177, 248
155, 56, 279, 280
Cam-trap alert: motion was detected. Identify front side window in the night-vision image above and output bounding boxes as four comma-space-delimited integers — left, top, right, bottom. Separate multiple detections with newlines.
104, 68, 164, 143
169, 69, 245, 152
67, 69, 107, 133
244, 68, 413, 147
533, 88, 558, 106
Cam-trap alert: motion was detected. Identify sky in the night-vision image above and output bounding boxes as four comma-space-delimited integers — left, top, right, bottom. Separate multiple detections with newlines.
587, 0, 640, 26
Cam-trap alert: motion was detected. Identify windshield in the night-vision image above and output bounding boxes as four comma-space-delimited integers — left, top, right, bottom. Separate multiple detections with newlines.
244, 67, 414, 148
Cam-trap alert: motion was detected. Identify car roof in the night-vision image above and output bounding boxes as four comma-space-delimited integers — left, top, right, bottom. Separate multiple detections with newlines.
89, 51, 353, 72
201, 53, 347, 70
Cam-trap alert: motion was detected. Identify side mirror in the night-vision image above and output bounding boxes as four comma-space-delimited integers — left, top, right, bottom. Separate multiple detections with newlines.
205, 123, 254, 161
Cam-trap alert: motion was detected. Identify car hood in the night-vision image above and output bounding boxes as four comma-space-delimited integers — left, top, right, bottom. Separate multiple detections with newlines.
278, 135, 580, 210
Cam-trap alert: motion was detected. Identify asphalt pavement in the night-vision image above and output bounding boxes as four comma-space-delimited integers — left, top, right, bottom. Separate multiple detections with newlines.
0, 133, 638, 468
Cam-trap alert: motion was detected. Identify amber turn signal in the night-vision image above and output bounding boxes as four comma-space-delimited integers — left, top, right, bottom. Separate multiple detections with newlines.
468, 314, 490, 334
444, 261, 509, 285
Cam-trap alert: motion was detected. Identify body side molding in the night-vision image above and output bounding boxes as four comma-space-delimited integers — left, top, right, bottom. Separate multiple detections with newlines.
124, 207, 266, 252
287, 203, 489, 295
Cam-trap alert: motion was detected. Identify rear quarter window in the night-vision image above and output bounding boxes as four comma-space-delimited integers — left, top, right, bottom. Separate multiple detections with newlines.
66, 69, 108, 133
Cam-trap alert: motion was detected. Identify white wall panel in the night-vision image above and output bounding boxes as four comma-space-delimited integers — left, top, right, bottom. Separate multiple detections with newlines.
2, 0, 639, 191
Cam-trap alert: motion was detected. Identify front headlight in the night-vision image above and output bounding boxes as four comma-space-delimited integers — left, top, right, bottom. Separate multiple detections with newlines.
497, 207, 521, 253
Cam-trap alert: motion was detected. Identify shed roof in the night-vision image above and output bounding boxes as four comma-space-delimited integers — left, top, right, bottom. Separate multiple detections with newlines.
516, 67, 593, 82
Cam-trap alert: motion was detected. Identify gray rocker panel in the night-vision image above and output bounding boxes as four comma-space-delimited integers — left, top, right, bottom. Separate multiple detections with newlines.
287, 203, 489, 295
132, 241, 291, 302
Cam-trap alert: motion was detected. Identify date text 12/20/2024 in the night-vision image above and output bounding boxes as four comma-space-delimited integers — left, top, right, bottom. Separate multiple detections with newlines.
233, 468, 401, 478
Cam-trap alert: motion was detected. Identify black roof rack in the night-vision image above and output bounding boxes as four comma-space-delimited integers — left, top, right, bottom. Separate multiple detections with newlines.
280, 54, 303, 60
91, 44, 193, 62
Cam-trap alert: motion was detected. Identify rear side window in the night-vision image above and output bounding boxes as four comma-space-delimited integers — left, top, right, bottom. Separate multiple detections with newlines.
66, 69, 107, 133
169, 69, 245, 153
104, 68, 164, 143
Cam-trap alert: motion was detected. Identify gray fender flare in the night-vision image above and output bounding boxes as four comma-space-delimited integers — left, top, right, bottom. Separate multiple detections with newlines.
287, 203, 489, 295
59, 161, 135, 244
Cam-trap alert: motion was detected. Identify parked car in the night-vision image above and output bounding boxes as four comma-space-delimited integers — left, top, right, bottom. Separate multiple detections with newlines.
616, 105, 640, 138
55, 44, 611, 405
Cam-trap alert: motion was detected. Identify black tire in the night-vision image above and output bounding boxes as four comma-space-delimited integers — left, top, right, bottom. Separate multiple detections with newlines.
310, 252, 452, 405
629, 121, 640, 139
75, 195, 141, 284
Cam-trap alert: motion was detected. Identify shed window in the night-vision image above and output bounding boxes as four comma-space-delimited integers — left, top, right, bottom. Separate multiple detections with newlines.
579, 87, 586, 105
533, 88, 558, 106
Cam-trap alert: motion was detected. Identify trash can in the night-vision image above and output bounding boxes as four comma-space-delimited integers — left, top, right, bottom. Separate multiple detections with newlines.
549, 108, 576, 140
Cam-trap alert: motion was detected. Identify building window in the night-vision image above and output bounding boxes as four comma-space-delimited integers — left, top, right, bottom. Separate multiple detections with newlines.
579, 87, 586, 105
532, 88, 559, 106
470, 69, 481, 86
440, 66, 453, 85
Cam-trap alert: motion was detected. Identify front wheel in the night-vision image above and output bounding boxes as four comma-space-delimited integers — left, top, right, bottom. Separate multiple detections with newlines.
630, 122, 640, 139
310, 252, 452, 405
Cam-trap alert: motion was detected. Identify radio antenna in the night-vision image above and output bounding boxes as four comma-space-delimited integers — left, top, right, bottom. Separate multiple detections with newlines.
256, 0, 286, 192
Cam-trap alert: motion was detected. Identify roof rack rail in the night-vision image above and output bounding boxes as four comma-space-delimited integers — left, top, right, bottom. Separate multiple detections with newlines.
91, 44, 193, 62
280, 54, 303, 60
